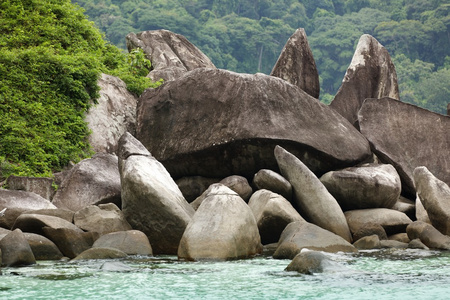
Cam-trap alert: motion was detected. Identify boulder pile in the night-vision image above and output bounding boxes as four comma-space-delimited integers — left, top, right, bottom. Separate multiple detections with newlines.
1, 29, 449, 272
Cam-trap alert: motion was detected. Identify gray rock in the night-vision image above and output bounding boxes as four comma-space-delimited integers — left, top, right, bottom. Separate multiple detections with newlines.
273, 221, 357, 260
178, 185, 262, 261
100, 261, 133, 272
379, 240, 408, 249
353, 235, 381, 250
22, 208, 74, 223
285, 250, 332, 274
388, 233, 410, 243
6, 176, 55, 200
219, 175, 253, 202
126, 29, 215, 82
320, 164, 401, 211
330, 34, 399, 126
0, 229, 36, 267
407, 221, 450, 250
352, 223, 387, 241
119, 133, 194, 254
85, 73, 138, 154
358, 97, 450, 197
408, 238, 429, 250
271, 28, 320, 98
24, 232, 63, 260
190, 183, 221, 211
42, 227, 95, 259
248, 189, 304, 244
136, 68, 372, 180
345, 208, 413, 236
274, 146, 352, 242
73, 203, 131, 235
51, 153, 121, 211
175, 176, 219, 202
416, 195, 431, 224
12, 213, 83, 236
0, 189, 56, 217
93, 230, 152, 256
414, 166, 450, 235
252, 169, 292, 201
391, 196, 416, 220
72, 247, 127, 261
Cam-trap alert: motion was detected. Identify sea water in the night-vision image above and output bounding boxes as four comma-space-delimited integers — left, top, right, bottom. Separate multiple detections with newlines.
2, 248, 450, 300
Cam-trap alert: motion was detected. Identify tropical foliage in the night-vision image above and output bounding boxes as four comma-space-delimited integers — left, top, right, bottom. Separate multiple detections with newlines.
74, 0, 450, 113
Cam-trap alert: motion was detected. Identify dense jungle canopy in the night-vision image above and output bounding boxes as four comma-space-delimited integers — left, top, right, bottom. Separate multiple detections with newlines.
73, 0, 450, 112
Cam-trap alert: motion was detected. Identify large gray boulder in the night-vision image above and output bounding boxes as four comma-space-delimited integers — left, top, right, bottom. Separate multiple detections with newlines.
119, 132, 195, 254
73, 203, 132, 235
274, 146, 352, 242
345, 208, 412, 236
24, 232, 63, 260
406, 221, 450, 250
42, 227, 95, 259
126, 29, 215, 82
175, 176, 219, 202
414, 166, 450, 235
252, 169, 292, 201
358, 97, 450, 197
178, 184, 262, 261
0, 189, 56, 229
330, 34, 399, 126
270, 28, 320, 98
136, 68, 372, 180
273, 221, 357, 259
12, 213, 83, 236
0, 229, 36, 267
85, 73, 138, 154
319, 163, 401, 211
92, 230, 152, 256
51, 153, 121, 211
248, 189, 304, 244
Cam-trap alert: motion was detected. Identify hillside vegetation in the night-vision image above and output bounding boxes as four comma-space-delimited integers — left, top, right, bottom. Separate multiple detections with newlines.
0, 0, 157, 179
74, 0, 450, 112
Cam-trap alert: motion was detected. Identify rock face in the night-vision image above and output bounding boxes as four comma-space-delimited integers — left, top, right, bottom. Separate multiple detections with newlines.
85, 73, 138, 154
320, 164, 401, 211
73, 204, 132, 235
119, 132, 195, 254
252, 169, 292, 201
137, 68, 372, 180
126, 29, 215, 82
274, 146, 352, 242
273, 221, 357, 259
51, 153, 122, 211
345, 208, 412, 236
358, 97, 450, 197
0, 229, 36, 267
92, 230, 153, 256
248, 189, 304, 244
178, 184, 262, 261
330, 34, 399, 126
270, 28, 320, 98
414, 166, 450, 235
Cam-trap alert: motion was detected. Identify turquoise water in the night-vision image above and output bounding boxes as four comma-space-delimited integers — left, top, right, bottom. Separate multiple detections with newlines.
2, 249, 450, 300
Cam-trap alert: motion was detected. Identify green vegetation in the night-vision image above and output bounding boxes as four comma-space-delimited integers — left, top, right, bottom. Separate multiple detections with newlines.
0, 0, 158, 180
73, 0, 449, 113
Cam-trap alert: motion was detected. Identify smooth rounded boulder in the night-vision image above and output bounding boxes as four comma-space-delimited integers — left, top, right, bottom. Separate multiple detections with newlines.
273, 221, 357, 260
12, 213, 83, 236
72, 247, 127, 261
330, 34, 399, 126
52, 153, 122, 211
358, 97, 450, 197
73, 203, 132, 235
0, 229, 36, 267
320, 164, 401, 210
285, 250, 333, 274
119, 132, 195, 255
178, 184, 262, 261
248, 189, 304, 244
136, 68, 372, 180
252, 169, 292, 201
406, 221, 450, 250
92, 230, 153, 256
219, 175, 253, 202
414, 166, 450, 235
24, 232, 63, 260
274, 146, 352, 242
270, 28, 320, 98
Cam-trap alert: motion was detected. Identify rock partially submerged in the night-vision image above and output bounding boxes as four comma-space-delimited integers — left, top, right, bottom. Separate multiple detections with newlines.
119, 132, 194, 255
407, 221, 450, 250
285, 250, 334, 274
126, 29, 215, 82
136, 68, 372, 179
330, 34, 399, 126
0, 229, 36, 267
358, 97, 450, 197
271, 28, 320, 98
